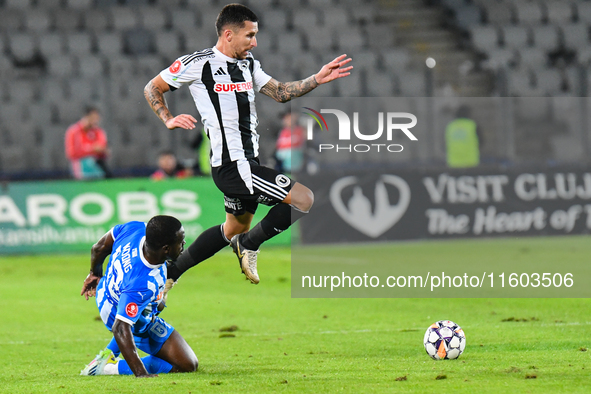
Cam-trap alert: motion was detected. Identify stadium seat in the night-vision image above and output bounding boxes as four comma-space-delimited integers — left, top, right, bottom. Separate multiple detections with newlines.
545, 1, 574, 24
398, 71, 426, 96
531, 25, 560, 51
9, 80, 39, 103
366, 71, 395, 96
77, 55, 107, 78
349, 50, 377, 71
139, 7, 170, 31
275, 32, 303, 54
24, 10, 53, 32
502, 26, 530, 49
365, 24, 396, 49
4, 0, 34, 9
42, 78, 68, 102
169, 9, 198, 32
333, 27, 366, 52
83, 9, 112, 32
514, 2, 544, 24
534, 69, 563, 94
483, 48, 516, 69
28, 103, 54, 126
347, 4, 376, 24
292, 8, 320, 30
259, 9, 289, 30
0, 102, 27, 123
46, 55, 77, 78
96, 33, 124, 56
561, 23, 589, 50
53, 9, 82, 31
576, 46, 591, 64
65, 33, 95, 55
7, 34, 38, 63
154, 32, 183, 58
39, 34, 66, 59
66, 0, 94, 9
305, 26, 335, 51
323, 8, 349, 27
507, 69, 536, 96
110, 7, 141, 31
563, 66, 581, 94
382, 48, 411, 70
0, 9, 24, 33
34, 0, 63, 8
125, 29, 156, 55
289, 52, 319, 77
577, 2, 591, 24
483, 2, 514, 25
470, 25, 500, 52
518, 47, 548, 69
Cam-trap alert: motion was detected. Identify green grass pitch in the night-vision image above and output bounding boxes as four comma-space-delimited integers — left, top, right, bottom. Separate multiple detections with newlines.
1, 237, 590, 393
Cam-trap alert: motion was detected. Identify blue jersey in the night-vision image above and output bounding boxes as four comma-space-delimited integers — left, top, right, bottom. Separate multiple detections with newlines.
96, 221, 166, 336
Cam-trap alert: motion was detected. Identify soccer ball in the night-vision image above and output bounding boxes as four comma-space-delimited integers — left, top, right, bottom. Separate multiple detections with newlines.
423, 320, 466, 360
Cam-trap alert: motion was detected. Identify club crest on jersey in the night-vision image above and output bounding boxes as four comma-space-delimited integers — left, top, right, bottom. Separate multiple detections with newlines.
169, 60, 181, 74
126, 302, 138, 318
214, 81, 253, 93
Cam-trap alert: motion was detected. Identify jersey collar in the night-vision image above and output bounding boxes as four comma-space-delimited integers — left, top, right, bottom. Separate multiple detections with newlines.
139, 236, 164, 269
212, 46, 249, 63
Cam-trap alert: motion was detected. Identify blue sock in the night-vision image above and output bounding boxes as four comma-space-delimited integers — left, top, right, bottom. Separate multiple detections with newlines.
117, 355, 173, 375
106, 338, 120, 357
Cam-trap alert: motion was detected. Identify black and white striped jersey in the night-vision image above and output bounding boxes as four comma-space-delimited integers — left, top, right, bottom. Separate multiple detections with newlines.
160, 47, 272, 167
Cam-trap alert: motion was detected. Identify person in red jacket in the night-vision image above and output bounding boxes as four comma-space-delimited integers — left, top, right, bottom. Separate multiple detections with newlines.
65, 106, 110, 179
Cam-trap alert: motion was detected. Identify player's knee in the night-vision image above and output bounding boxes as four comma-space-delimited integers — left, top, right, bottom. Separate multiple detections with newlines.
178, 356, 198, 373
224, 222, 250, 238
297, 187, 314, 213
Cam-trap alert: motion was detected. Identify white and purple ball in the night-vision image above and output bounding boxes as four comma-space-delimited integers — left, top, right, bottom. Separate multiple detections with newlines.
423, 320, 466, 360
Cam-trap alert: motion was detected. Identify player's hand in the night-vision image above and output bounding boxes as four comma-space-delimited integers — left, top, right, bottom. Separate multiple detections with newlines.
165, 114, 197, 130
81, 273, 101, 300
314, 54, 353, 85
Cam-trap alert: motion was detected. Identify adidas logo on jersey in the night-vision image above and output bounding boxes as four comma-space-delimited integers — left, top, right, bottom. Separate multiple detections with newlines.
214, 67, 227, 76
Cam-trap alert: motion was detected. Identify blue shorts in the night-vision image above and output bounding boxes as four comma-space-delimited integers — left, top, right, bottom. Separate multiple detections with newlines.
132, 317, 174, 355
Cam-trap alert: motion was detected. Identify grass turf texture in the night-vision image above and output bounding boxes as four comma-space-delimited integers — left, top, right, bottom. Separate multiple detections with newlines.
0, 237, 589, 393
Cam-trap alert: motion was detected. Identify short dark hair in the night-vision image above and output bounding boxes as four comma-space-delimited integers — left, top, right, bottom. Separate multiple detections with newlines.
84, 105, 99, 115
216, 3, 258, 36
145, 215, 182, 250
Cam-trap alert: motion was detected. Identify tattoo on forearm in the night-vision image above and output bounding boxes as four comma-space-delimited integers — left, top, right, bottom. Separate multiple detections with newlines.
260, 76, 318, 103
144, 81, 173, 123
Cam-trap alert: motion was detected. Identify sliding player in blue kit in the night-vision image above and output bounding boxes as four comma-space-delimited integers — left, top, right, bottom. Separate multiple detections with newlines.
79, 215, 198, 378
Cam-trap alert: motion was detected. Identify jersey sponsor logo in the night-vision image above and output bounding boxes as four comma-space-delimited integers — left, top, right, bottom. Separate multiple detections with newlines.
169, 60, 181, 74
126, 302, 138, 317
214, 81, 253, 93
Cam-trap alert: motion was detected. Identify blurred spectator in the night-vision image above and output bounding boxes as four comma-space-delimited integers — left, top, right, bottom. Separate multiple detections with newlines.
189, 129, 211, 176
65, 106, 111, 180
151, 150, 193, 180
274, 111, 304, 173
445, 105, 482, 168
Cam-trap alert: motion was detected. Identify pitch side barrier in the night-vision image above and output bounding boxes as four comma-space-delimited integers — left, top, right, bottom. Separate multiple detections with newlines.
0, 177, 290, 254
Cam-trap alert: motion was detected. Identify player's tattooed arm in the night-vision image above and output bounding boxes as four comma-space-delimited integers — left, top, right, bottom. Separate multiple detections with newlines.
144, 76, 173, 123
260, 76, 318, 103
144, 75, 197, 130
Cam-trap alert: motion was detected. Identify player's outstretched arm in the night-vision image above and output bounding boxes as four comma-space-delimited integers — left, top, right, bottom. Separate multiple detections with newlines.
81, 231, 114, 300
259, 54, 352, 103
144, 75, 197, 130
112, 319, 157, 378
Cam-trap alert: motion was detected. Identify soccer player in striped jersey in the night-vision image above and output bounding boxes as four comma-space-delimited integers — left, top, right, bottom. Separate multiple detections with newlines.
79, 216, 197, 377
144, 4, 352, 286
